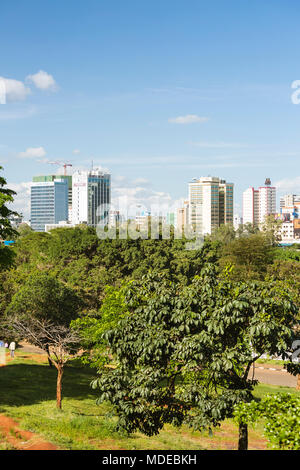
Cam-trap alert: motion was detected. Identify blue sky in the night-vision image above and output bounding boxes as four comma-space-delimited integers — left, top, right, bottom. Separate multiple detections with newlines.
1, 0, 300, 218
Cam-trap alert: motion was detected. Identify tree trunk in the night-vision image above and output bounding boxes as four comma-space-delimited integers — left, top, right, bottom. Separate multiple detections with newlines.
238, 422, 248, 450
56, 365, 63, 409
45, 345, 52, 368
297, 374, 300, 391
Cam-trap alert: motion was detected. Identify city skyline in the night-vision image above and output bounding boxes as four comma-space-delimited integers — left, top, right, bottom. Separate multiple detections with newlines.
1, 1, 300, 219
4, 164, 298, 223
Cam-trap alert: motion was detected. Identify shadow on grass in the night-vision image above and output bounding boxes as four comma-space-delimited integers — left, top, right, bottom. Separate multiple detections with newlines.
0, 362, 98, 408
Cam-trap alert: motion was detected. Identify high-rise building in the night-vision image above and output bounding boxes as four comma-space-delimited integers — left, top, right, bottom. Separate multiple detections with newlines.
188, 176, 234, 235
258, 179, 276, 223
72, 169, 111, 226
30, 178, 69, 232
242, 187, 259, 225
33, 175, 73, 221
243, 178, 276, 225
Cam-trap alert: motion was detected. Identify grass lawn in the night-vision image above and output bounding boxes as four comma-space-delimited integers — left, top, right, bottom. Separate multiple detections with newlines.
0, 351, 298, 450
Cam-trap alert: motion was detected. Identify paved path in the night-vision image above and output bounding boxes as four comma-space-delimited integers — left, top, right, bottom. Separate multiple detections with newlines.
249, 364, 298, 388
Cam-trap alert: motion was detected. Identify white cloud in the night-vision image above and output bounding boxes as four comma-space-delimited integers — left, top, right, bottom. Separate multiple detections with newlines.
18, 146, 46, 159
168, 114, 209, 124
72, 149, 80, 155
26, 70, 57, 91
274, 176, 300, 194
111, 175, 182, 217
7, 181, 31, 220
0, 77, 31, 102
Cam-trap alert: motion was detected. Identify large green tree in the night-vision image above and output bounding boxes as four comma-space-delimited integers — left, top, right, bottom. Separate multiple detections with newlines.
90, 265, 299, 450
219, 232, 275, 280
5, 272, 83, 408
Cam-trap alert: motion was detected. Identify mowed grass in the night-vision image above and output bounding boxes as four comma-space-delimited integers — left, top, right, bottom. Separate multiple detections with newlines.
0, 351, 298, 450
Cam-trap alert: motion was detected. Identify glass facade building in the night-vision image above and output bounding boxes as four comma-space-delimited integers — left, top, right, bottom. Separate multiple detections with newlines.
188, 176, 234, 235
30, 179, 69, 232
72, 169, 111, 227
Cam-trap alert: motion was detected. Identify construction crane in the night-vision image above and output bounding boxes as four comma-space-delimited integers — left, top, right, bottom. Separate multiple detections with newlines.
47, 161, 73, 176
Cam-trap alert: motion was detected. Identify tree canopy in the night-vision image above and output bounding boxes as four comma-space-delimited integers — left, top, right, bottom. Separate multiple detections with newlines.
89, 265, 300, 449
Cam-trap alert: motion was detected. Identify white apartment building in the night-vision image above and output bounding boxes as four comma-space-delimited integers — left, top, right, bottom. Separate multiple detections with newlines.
72, 169, 111, 227
188, 177, 234, 235
242, 187, 259, 225
242, 179, 276, 226
258, 184, 276, 223
280, 221, 295, 240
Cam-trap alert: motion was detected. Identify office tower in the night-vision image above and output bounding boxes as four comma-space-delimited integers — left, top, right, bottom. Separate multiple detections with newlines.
242, 187, 259, 225
188, 177, 234, 235
243, 178, 276, 226
72, 168, 111, 226
33, 175, 73, 221
30, 178, 69, 232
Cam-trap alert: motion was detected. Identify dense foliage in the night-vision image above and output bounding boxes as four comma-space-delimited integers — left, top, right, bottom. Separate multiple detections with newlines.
89, 266, 299, 450
0, 171, 299, 451
0, 166, 18, 269
234, 393, 300, 449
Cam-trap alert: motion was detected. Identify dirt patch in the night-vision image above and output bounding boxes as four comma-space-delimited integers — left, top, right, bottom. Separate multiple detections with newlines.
181, 421, 268, 450
0, 350, 57, 450
0, 414, 58, 450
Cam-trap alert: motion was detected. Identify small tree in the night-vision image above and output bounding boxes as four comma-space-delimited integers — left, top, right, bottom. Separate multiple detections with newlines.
9, 317, 80, 409
5, 272, 83, 407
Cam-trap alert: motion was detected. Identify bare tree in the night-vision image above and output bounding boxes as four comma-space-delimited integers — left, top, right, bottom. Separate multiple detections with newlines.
10, 317, 81, 409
